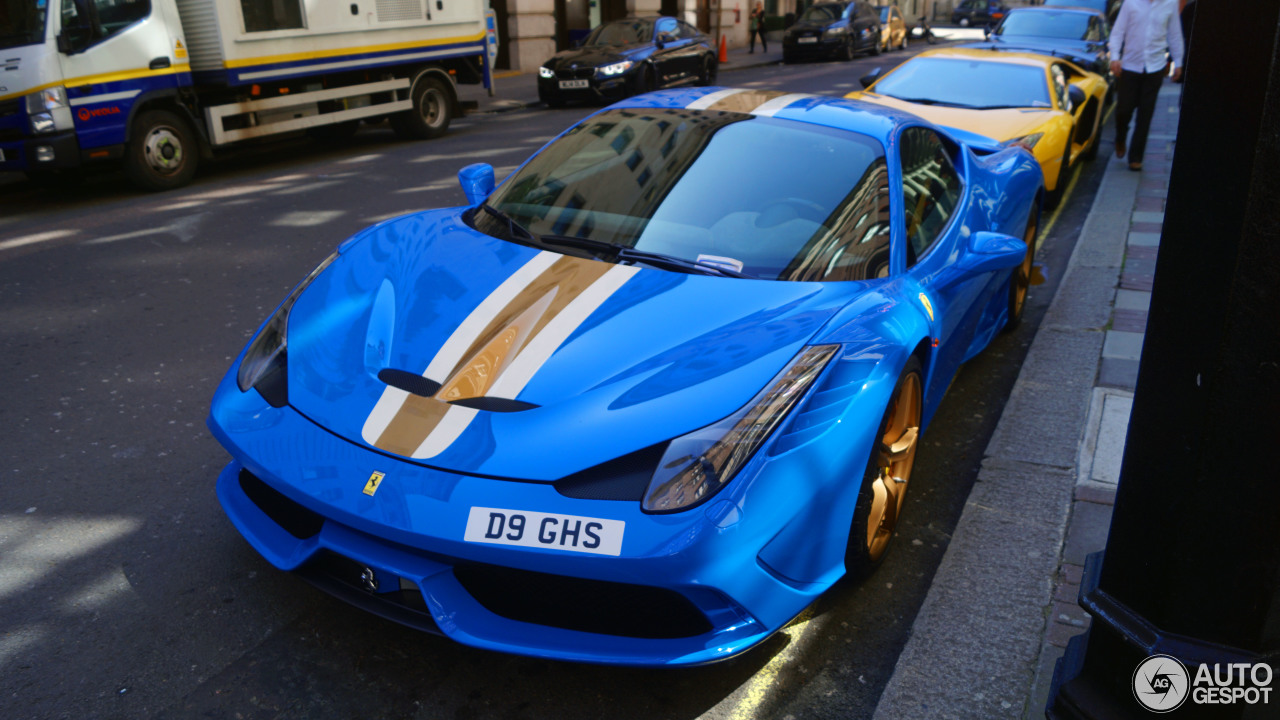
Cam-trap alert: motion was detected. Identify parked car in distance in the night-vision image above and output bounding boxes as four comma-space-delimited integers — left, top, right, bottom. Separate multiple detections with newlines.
877, 5, 908, 51
783, 1, 883, 63
209, 86, 1044, 667
537, 17, 717, 107
951, 0, 1009, 27
963, 6, 1113, 92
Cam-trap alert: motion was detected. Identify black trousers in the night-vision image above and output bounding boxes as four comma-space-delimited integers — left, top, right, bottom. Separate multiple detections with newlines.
1115, 68, 1165, 164
749, 27, 767, 52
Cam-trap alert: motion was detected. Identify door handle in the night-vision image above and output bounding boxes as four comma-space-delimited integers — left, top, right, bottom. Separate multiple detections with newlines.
149, 56, 171, 70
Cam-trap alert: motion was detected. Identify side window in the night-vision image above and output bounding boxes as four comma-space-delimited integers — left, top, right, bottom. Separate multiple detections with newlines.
241, 0, 305, 33
61, 0, 151, 46
1050, 63, 1069, 109
899, 127, 963, 265
677, 20, 699, 39
783, 157, 892, 282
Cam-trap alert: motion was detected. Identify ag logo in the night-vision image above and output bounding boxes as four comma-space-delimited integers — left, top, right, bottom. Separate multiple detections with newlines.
1133, 654, 1190, 712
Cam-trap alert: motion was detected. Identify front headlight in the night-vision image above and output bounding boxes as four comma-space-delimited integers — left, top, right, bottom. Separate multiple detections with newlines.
1001, 132, 1044, 151
599, 60, 633, 76
539, 66, 555, 79
236, 251, 339, 404
26, 86, 69, 135
642, 345, 839, 513
824, 26, 848, 39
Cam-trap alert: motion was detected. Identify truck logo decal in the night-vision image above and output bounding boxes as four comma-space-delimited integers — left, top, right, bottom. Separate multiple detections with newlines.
77, 106, 122, 122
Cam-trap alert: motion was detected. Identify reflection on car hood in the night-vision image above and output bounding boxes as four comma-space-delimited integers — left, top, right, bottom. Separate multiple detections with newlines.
284, 210, 868, 480
968, 38, 1101, 67
544, 47, 638, 69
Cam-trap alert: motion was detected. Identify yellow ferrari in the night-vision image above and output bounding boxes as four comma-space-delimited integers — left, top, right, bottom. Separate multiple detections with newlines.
847, 48, 1108, 207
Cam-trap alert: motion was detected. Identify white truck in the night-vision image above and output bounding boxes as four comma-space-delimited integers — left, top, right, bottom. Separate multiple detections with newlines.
0, 0, 490, 190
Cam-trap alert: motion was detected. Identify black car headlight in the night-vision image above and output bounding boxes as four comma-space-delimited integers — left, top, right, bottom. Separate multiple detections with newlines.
642, 345, 839, 513
539, 66, 555, 79
236, 252, 339, 405
599, 61, 633, 77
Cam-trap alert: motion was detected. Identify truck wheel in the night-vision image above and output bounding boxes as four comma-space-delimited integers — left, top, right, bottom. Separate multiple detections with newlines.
124, 110, 198, 191
390, 74, 453, 140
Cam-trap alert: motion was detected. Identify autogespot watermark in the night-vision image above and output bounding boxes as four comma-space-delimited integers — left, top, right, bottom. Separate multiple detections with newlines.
1133, 654, 1274, 713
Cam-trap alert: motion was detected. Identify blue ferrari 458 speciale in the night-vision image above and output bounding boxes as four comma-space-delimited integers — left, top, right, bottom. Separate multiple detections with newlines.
209, 88, 1044, 666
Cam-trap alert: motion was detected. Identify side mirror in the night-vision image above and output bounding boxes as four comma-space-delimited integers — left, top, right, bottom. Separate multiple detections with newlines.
956, 231, 1028, 277
1067, 84, 1086, 111
458, 163, 495, 206
860, 67, 883, 89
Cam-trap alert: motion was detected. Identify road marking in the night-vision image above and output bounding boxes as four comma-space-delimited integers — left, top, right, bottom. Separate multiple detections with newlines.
724, 608, 820, 720
0, 229, 77, 252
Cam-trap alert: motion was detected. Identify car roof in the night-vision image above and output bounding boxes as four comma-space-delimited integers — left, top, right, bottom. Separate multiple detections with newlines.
1003, 5, 1106, 19
606, 87, 927, 144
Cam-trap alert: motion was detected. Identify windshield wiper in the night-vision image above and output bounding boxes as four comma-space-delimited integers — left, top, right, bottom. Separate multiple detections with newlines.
537, 234, 754, 279
479, 203, 537, 244
883, 95, 979, 109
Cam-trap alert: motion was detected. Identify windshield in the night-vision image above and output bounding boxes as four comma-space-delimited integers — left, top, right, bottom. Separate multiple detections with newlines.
0, 0, 47, 50
874, 57, 1051, 109
1045, 0, 1104, 11
799, 4, 845, 23
584, 18, 651, 46
997, 11, 1089, 40
878, 7, 890, 21
476, 108, 892, 283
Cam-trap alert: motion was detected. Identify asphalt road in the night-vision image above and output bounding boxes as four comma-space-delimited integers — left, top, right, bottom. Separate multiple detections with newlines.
0, 47, 1109, 720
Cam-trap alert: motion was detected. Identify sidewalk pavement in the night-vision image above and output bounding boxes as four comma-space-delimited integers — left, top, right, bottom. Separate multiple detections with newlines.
871, 80, 1183, 720
457, 27, 985, 116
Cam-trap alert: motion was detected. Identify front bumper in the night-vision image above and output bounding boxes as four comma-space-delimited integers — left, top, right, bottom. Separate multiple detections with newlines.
207, 364, 860, 666
0, 130, 81, 172
537, 73, 635, 105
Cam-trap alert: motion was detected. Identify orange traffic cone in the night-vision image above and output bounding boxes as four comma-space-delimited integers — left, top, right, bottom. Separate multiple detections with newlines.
718, 35, 728, 64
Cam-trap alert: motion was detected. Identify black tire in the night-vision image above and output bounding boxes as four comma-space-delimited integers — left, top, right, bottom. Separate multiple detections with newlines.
306, 119, 360, 142
869, 32, 881, 56
842, 36, 855, 61
846, 355, 924, 579
390, 74, 453, 140
124, 109, 199, 191
900, 33, 909, 50
1045, 139, 1073, 210
1081, 114, 1102, 161
783, 51, 795, 64
540, 89, 566, 108
633, 65, 656, 96
697, 55, 717, 86
1004, 208, 1039, 331
958, 16, 971, 27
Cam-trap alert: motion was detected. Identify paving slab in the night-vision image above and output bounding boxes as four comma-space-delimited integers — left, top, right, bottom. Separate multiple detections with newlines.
1132, 211, 1165, 224
1102, 330, 1145, 361
1062, 501, 1114, 566
1098, 358, 1141, 390
1090, 392, 1133, 485
1127, 231, 1161, 247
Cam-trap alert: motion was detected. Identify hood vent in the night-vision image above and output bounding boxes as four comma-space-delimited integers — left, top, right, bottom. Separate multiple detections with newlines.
376, 368, 539, 412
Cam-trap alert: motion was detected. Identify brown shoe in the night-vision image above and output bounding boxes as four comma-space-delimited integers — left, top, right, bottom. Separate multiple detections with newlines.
1115, 138, 1126, 158
1128, 162, 1143, 172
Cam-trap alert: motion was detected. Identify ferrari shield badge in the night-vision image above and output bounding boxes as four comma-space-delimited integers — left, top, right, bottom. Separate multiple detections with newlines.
918, 293, 934, 322
363, 471, 386, 496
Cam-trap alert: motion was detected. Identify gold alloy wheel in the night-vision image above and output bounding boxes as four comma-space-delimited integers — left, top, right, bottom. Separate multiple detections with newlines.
1012, 214, 1038, 319
865, 370, 922, 562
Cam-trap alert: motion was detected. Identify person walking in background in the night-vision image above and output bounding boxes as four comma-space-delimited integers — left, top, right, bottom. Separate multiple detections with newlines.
749, 1, 768, 53
1109, 0, 1184, 171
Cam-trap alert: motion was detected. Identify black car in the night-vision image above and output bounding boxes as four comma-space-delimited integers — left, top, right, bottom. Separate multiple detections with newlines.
963, 7, 1113, 95
538, 17, 717, 107
1043, 0, 1121, 27
951, 0, 1009, 27
782, 1, 882, 63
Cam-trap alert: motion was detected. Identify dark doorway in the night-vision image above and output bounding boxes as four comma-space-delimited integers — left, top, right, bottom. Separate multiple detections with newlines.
696, 0, 711, 32
660, 0, 678, 17
492, 0, 510, 70
601, 0, 627, 23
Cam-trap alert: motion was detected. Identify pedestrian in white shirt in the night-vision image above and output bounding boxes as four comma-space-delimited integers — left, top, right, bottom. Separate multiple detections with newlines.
1108, 0, 1184, 171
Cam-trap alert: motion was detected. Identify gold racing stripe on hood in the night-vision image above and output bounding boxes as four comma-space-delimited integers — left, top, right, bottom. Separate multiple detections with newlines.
367, 254, 628, 459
